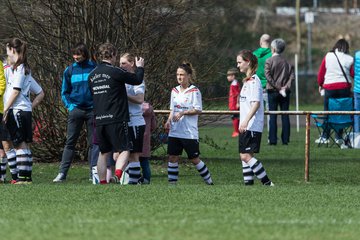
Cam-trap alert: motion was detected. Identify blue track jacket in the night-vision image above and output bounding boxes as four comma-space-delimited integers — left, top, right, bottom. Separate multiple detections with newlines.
61, 60, 96, 111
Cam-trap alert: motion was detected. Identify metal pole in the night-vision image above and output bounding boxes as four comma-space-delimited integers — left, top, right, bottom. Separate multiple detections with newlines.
313, 0, 318, 9
305, 113, 310, 182
307, 23, 313, 73
295, 54, 299, 132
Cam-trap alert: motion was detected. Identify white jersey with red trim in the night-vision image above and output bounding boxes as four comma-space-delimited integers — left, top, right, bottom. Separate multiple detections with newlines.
4, 64, 42, 112
239, 74, 264, 132
169, 84, 202, 139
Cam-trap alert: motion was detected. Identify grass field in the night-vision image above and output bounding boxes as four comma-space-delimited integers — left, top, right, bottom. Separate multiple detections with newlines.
2, 125, 360, 240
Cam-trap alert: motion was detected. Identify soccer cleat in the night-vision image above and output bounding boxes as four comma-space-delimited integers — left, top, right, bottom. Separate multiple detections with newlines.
168, 181, 177, 185
315, 137, 329, 144
10, 179, 17, 184
110, 176, 120, 184
53, 173, 66, 183
232, 132, 239, 137
14, 180, 32, 185
264, 181, 275, 187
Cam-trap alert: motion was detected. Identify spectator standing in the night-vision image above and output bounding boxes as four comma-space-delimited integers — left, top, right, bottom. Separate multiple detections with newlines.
253, 34, 272, 131
316, 38, 354, 143
237, 50, 274, 186
164, 62, 213, 185
227, 68, 240, 137
265, 38, 294, 145
53, 43, 96, 182
88, 43, 144, 185
139, 102, 156, 184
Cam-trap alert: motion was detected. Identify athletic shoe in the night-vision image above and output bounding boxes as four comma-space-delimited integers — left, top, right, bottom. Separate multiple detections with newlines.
10, 179, 17, 184
14, 180, 32, 185
53, 173, 66, 183
264, 181, 275, 187
335, 139, 344, 145
142, 178, 150, 184
232, 132, 239, 137
315, 137, 329, 144
110, 176, 120, 184
0, 178, 5, 184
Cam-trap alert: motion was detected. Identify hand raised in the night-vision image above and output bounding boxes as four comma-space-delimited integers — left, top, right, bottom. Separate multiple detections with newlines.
135, 57, 144, 68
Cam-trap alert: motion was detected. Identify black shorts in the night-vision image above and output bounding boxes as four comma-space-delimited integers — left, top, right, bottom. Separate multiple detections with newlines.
96, 122, 132, 153
238, 130, 262, 154
6, 109, 33, 147
167, 137, 200, 159
128, 125, 145, 153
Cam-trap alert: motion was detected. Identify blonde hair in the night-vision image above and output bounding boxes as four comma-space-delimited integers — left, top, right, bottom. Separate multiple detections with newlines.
120, 52, 136, 71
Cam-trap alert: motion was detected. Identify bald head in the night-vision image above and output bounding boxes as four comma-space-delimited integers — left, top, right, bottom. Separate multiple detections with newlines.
260, 34, 271, 48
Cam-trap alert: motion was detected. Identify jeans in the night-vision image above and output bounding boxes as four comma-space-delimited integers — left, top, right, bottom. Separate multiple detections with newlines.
59, 108, 94, 176
263, 89, 270, 132
268, 90, 290, 144
139, 156, 151, 182
354, 92, 360, 133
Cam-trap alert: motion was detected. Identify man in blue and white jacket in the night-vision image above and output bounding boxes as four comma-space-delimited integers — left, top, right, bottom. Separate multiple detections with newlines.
53, 42, 96, 182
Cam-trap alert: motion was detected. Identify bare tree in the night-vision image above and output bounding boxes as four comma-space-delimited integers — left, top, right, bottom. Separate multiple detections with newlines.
2, 0, 221, 160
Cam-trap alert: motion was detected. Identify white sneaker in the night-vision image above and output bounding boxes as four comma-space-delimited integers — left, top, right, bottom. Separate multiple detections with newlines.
335, 139, 344, 145
315, 137, 329, 144
340, 144, 349, 149
264, 181, 274, 186
53, 173, 66, 183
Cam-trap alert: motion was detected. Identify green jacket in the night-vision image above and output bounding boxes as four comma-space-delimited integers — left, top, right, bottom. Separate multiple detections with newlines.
253, 47, 272, 89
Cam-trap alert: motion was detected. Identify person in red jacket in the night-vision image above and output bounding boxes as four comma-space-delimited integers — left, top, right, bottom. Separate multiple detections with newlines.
227, 68, 241, 137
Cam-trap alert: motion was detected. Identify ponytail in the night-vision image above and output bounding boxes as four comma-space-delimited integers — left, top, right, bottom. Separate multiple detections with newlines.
237, 50, 258, 82
178, 61, 196, 83
5, 38, 30, 75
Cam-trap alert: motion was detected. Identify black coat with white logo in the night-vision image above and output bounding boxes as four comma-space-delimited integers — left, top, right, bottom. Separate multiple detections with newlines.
88, 62, 144, 125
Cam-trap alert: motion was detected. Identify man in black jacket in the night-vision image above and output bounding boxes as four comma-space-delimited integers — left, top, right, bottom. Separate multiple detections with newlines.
88, 42, 144, 184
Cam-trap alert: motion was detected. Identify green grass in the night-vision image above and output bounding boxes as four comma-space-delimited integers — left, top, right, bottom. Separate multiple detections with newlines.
2, 125, 360, 240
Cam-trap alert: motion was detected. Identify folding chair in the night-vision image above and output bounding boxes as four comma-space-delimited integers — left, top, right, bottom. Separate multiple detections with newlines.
312, 97, 353, 148
327, 97, 353, 147
312, 113, 330, 147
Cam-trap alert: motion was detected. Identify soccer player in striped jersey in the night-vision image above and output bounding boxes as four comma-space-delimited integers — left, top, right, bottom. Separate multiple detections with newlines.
164, 62, 213, 185
236, 50, 274, 186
